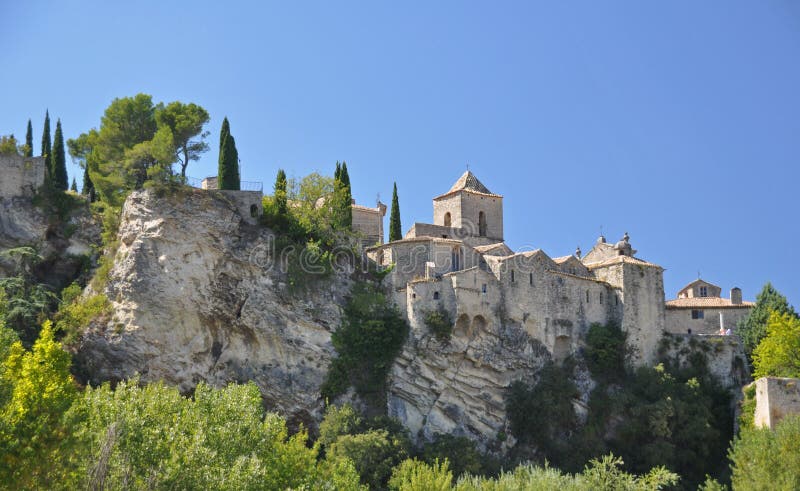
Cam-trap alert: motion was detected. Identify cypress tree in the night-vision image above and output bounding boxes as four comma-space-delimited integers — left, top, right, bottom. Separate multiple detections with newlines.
274, 169, 287, 215
82, 166, 96, 202
41, 110, 51, 173
389, 182, 402, 242
218, 118, 240, 190
24, 119, 33, 157
51, 119, 68, 190
70, 177, 78, 192
340, 162, 352, 228
334, 161, 341, 182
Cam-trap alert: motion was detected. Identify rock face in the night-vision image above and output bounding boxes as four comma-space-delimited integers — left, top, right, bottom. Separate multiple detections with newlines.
388, 316, 551, 451
78, 189, 350, 428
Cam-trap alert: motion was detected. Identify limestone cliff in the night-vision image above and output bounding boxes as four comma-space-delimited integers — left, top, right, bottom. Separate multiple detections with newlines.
77, 189, 350, 428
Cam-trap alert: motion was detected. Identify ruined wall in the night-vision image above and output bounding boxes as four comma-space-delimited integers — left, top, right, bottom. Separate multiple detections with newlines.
0, 155, 46, 198
665, 307, 751, 335
753, 377, 800, 429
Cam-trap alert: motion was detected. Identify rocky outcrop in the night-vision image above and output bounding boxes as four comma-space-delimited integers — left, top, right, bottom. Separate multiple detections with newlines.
388, 318, 551, 451
78, 189, 350, 429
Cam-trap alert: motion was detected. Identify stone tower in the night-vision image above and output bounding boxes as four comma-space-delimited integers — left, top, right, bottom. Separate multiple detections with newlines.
432, 171, 503, 241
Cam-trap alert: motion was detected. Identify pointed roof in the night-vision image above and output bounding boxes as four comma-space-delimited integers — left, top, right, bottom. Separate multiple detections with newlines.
434, 171, 502, 200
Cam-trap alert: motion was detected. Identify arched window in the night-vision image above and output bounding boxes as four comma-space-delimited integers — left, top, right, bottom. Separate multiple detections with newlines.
444, 212, 451, 227
433, 291, 440, 300
250, 204, 259, 218
478, 211, 487, 236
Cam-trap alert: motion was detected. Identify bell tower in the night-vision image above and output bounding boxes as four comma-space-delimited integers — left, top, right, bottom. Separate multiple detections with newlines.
432, 171, 503, 241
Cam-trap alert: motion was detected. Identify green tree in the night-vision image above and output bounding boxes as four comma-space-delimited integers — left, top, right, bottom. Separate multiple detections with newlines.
41, 110, 51, 168
752, 312, 800, 378
81, 166, 95, 201
24, 119, 33, 157
274, 168, 288, 216
736, 282, 797, 357
389, 182, 402, 242
328, 429, 409, 489
70, 177, 77, 192
0, 321, 77, 489
729, 414, 800, 490
155, 101, 210, 177
51, 119, 68, 190
217, 117, 240, 190
332, 160, 353, 230
0, 135, 23, 156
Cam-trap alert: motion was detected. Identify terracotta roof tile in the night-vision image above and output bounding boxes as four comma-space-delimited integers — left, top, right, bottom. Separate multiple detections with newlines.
666, 297, 755, 308
434, 171, 502, 200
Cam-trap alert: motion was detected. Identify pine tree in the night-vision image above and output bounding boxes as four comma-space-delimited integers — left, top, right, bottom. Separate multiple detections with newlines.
389, 182, 402, 242
82, 166, 95, 202
24, 120, 33, 157
51, 119, 68, 190
217, 118, 240, 190
274, 169, 287, 215
736, 282, 798, 358
70, 177, 77, 192
41, 111, 51, 174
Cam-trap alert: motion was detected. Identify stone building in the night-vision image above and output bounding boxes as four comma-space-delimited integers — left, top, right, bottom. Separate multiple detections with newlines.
351, 200, 387, 247
665, 279, 754, 335
0, 154, 46, 198
368, 171, 667, 367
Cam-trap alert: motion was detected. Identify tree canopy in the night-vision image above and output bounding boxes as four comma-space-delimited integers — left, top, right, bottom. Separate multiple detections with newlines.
155, 101, 210, 177
389, 182, 402, 242
752, 312, 800, 379
736, 282, 797, 358
217, 117, 240, 190
51, 119, 68, 190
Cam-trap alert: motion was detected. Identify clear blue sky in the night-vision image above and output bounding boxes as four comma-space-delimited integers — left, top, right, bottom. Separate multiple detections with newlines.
2, 1, 799, 305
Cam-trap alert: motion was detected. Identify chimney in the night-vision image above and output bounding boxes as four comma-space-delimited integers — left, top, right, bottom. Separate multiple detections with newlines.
731, 287, 742, 305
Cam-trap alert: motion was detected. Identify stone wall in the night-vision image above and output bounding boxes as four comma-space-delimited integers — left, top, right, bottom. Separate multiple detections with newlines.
660, 333, 749, 388
753, 377, 800, 429
665, 306, 751, 335
433, 192, 503, 241
217, 190, 263, 225
0, 155, 46, 198
352, 205, 384, 247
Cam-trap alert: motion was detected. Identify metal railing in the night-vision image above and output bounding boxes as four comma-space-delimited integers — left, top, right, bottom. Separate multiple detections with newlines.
185, 176, 263, 193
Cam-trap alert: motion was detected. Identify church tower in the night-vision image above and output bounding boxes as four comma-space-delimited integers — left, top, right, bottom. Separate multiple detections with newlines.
432, 171, 503, 241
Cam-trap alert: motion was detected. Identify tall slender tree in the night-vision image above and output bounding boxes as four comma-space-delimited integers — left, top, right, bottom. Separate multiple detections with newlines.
217, 118, 240, 190
274, 169, 288, 216
51, 119, 68, 190
334, 161, 341, 182
70, 177, 78, 192
24, 119, 33, 157
81, 166, 95, 202
389, 182, 402, 242
41, 110, 51, 173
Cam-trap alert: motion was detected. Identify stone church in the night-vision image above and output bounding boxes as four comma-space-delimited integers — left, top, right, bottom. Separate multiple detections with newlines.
368, 171, 752, 365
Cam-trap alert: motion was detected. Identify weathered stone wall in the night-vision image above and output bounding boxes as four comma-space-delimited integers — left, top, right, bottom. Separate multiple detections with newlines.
660, 333, 749, 388
433, 192, 503, 241
753, 377, 800, 429
665, 307, 751, 335
352, 206, 384, 246
0, 155, 46, 198
217, 190, 263, 225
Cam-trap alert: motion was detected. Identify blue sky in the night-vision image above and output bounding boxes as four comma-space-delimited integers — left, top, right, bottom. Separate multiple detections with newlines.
2, 1, 799, 305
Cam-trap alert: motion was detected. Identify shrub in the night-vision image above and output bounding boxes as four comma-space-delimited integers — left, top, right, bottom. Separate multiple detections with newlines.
321, 282, 409, 409
729, 414, 800, 490
54, 293, 111, 344
585, 322, 628, 382
424, 310, 453, 342
420, 434, 483, 478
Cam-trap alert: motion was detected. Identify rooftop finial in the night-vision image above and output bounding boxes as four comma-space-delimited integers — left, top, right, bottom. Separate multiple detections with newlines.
575, 246, 582, 258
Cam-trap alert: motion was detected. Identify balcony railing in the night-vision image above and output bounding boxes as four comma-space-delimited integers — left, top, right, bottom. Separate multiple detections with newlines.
185, 176, 263, 193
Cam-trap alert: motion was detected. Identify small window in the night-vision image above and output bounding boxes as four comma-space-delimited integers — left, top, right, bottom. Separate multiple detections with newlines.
433, 292, 440, 300
599, 292, 604, 304
699, 286, 708, 297
691, 309, 704, 319
529, 273, 533, 286
411, 293, 416, 299
511, 270, 515, 282
482, 284, 487, 294
586, 290, 590, 303
442, 235, 448, 239
444, 212, 451, 227
615, 296, 619, 306
478, 211, 487, 236
250, 204, 259, 218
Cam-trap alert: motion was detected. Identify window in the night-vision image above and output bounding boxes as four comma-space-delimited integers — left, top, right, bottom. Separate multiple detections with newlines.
411, 293, 416, 299
433, 292, 440, 300
250, 204, 259, 218
510, 270, 515, 282
615, 296, 619, 306
444, 212, 451, 227
529, 273, 533, 285
699, 286, 708, 297
482, 284, 487, 294
599, 292, 604, 304
478, 211, 487, 236
586, 290, 590, 303
691, 309, 704, 319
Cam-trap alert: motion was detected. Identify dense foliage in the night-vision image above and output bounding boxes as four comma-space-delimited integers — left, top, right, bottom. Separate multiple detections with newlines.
729, 414, 800, 490
585, 322, 627, 382
321, 282, 409, 408
24, 119, 33, 157
752, 312, 800, 378
217, 117, 240, 190
736, 282, 797, 360
50, 119, 68, 190
424, 309, 453, 342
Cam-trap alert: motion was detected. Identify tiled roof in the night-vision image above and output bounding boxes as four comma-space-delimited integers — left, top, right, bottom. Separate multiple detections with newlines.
666, 297, 755, 309
434, 171, 503, 199
585, 255, 662, 269
473, 242, 509, 252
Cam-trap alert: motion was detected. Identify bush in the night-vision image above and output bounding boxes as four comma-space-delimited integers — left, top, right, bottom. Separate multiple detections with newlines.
54, 293, 111, 344
420, 434, 484, 478
389, 459, 453, 491
321, 282, 409, 408
328, 429, 409, 489
424, 310, 453, 342
585, 322, 627, 382
729, 414, 800, 490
